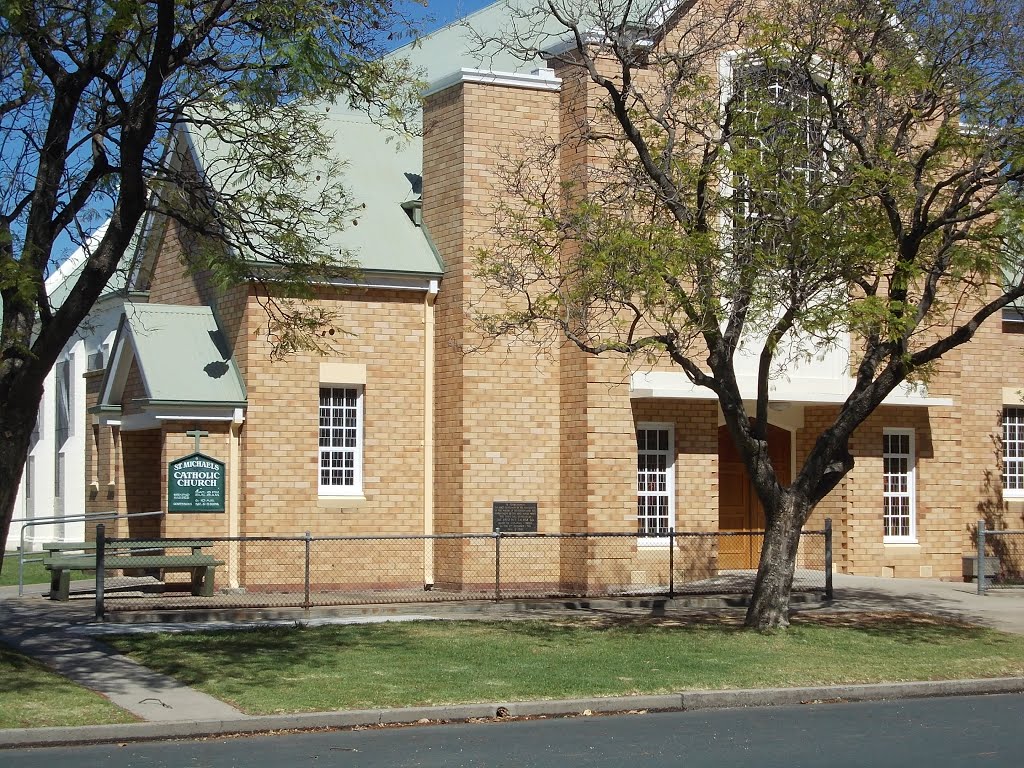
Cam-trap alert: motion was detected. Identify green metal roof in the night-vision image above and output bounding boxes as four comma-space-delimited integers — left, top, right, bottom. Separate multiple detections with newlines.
185, 107, 442, 278
179, 1, 577, 281
120, 303, 246, 405
310, 109, 442, 276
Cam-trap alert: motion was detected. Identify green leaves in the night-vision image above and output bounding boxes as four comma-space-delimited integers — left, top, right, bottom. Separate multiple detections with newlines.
2, 0, 426, 363
479, 0, 1024, 376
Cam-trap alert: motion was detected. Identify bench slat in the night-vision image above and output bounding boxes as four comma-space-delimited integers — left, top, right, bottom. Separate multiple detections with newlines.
43, 540, 214, 551
46, 556, 223, 570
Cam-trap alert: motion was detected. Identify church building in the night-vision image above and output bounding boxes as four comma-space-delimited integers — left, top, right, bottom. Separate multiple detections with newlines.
84, 1, 1024, 592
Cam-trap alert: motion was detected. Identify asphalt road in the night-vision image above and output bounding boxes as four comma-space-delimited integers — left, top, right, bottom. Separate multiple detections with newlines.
7, 694, 1024, 767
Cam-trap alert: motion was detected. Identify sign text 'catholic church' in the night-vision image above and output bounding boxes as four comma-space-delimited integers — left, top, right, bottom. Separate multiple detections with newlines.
168, 452, 226, 513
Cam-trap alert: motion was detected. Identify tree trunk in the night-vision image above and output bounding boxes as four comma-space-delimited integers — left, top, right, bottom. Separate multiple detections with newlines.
745, 493, 805, 630
0, 374, 46, 573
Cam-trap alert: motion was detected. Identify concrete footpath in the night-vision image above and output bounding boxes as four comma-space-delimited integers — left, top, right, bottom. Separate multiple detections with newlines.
1, 575, 1023, 748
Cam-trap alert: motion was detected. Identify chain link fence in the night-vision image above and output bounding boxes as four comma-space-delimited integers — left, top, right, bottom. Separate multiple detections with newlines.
975, 521, 1024, 593
88, 523, 832, 617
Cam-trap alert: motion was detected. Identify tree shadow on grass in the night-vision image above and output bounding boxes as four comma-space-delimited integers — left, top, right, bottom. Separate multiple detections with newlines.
498, 612, 1001, 647
105, 623, 423, 687
790, 611, 995, 643
109, 610, 1003, 691
0, 642, 59, 695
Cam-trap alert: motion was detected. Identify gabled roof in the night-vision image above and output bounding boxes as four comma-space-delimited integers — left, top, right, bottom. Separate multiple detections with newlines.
1, 219, 143, 340
44, 219, 111, 310
182, 107, 443, 279
99, 304, 246, 413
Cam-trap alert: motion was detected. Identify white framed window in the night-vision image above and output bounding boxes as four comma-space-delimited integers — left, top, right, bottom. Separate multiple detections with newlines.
637, 424, 674, 541
55, 452, 65, 500
318, 386, 363, 496
727, 62, 828, 256
55, 357, 72, 446
882, 429, 916, 542
1003, 407, 1024, 497
25, 456, 34, 518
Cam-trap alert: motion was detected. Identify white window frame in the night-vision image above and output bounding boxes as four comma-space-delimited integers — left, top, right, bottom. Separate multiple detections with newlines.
718, 52, 836, 256
54, 357, 72, 446
1003, 407, 1024, 499
318, 385, 364, 497
636, 422, 675, 545
882, 428, 916, 543
25, 456, 34, 518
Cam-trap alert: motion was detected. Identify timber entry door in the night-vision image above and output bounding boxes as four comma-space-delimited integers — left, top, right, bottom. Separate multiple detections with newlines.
718, 424, 792, 569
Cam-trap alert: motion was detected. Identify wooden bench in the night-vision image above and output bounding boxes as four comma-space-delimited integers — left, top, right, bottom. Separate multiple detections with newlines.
42, 540, 223, 601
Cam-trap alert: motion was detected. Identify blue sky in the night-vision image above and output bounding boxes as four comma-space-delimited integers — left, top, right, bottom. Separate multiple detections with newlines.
416, 0, 496, 34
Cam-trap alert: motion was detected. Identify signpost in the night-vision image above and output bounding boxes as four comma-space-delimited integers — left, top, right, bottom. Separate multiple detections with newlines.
168, 427, 225, 513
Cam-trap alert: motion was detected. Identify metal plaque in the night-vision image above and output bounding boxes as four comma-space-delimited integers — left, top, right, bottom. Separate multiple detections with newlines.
492, 501, 538, 532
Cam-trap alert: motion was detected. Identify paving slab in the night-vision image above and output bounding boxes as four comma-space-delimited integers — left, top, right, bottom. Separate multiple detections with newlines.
0, 596, 246, 722
806, 574, 1024, 634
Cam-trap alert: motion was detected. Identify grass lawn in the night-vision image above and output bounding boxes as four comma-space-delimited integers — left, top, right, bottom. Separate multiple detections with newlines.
106, 613, 1024, 715
0, 552, 50, 587
0, 644, 138, 729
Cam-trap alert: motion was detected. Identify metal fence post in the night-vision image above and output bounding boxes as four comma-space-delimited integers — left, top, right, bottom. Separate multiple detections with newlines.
95, 524, 106, 622
668, 528, 675, 599
494, 529, 502, 602
824, 518, 833, 600
304, 531, 312, 610
977, 519, 986, 596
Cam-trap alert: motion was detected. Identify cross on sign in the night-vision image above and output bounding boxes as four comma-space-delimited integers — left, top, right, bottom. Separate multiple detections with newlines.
185, 427, 209, 453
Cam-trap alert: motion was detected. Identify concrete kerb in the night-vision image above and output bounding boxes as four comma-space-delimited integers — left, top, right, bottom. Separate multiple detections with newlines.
3, 678, 1023, 749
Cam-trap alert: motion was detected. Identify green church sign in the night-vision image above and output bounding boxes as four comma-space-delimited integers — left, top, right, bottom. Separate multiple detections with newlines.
168, 452, 225, 513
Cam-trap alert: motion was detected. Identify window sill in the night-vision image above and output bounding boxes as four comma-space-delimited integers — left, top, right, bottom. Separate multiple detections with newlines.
637, 537, 671, 548
883, 540, 919, 547
317, 496, 368, 509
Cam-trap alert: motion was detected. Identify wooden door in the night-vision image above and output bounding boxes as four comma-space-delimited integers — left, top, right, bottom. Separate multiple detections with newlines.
718, 424, 791, 569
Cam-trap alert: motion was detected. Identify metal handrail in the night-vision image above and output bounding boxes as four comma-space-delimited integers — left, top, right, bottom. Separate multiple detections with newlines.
16, 510, 163, 595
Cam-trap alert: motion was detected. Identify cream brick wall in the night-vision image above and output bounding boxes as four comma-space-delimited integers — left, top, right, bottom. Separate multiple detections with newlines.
83, 370, 112, 539
423, 84, 468, 585
237, 286, 427, 535
424, 80, 565, 588
146, 219, 207, 307
99, 190, 432, 587
539, 36, 1024, 585
230, 286, 430, 588
789, 295, 1024, 581
89, 45, 1024, 592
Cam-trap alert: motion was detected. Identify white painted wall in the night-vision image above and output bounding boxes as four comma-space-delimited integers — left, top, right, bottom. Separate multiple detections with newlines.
631, 331, 950, 407
6, 305, 123, 552
5, 219, 127, 553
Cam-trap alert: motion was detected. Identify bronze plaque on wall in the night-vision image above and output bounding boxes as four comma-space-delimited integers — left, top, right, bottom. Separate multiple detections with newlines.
492, 501, 538, 532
